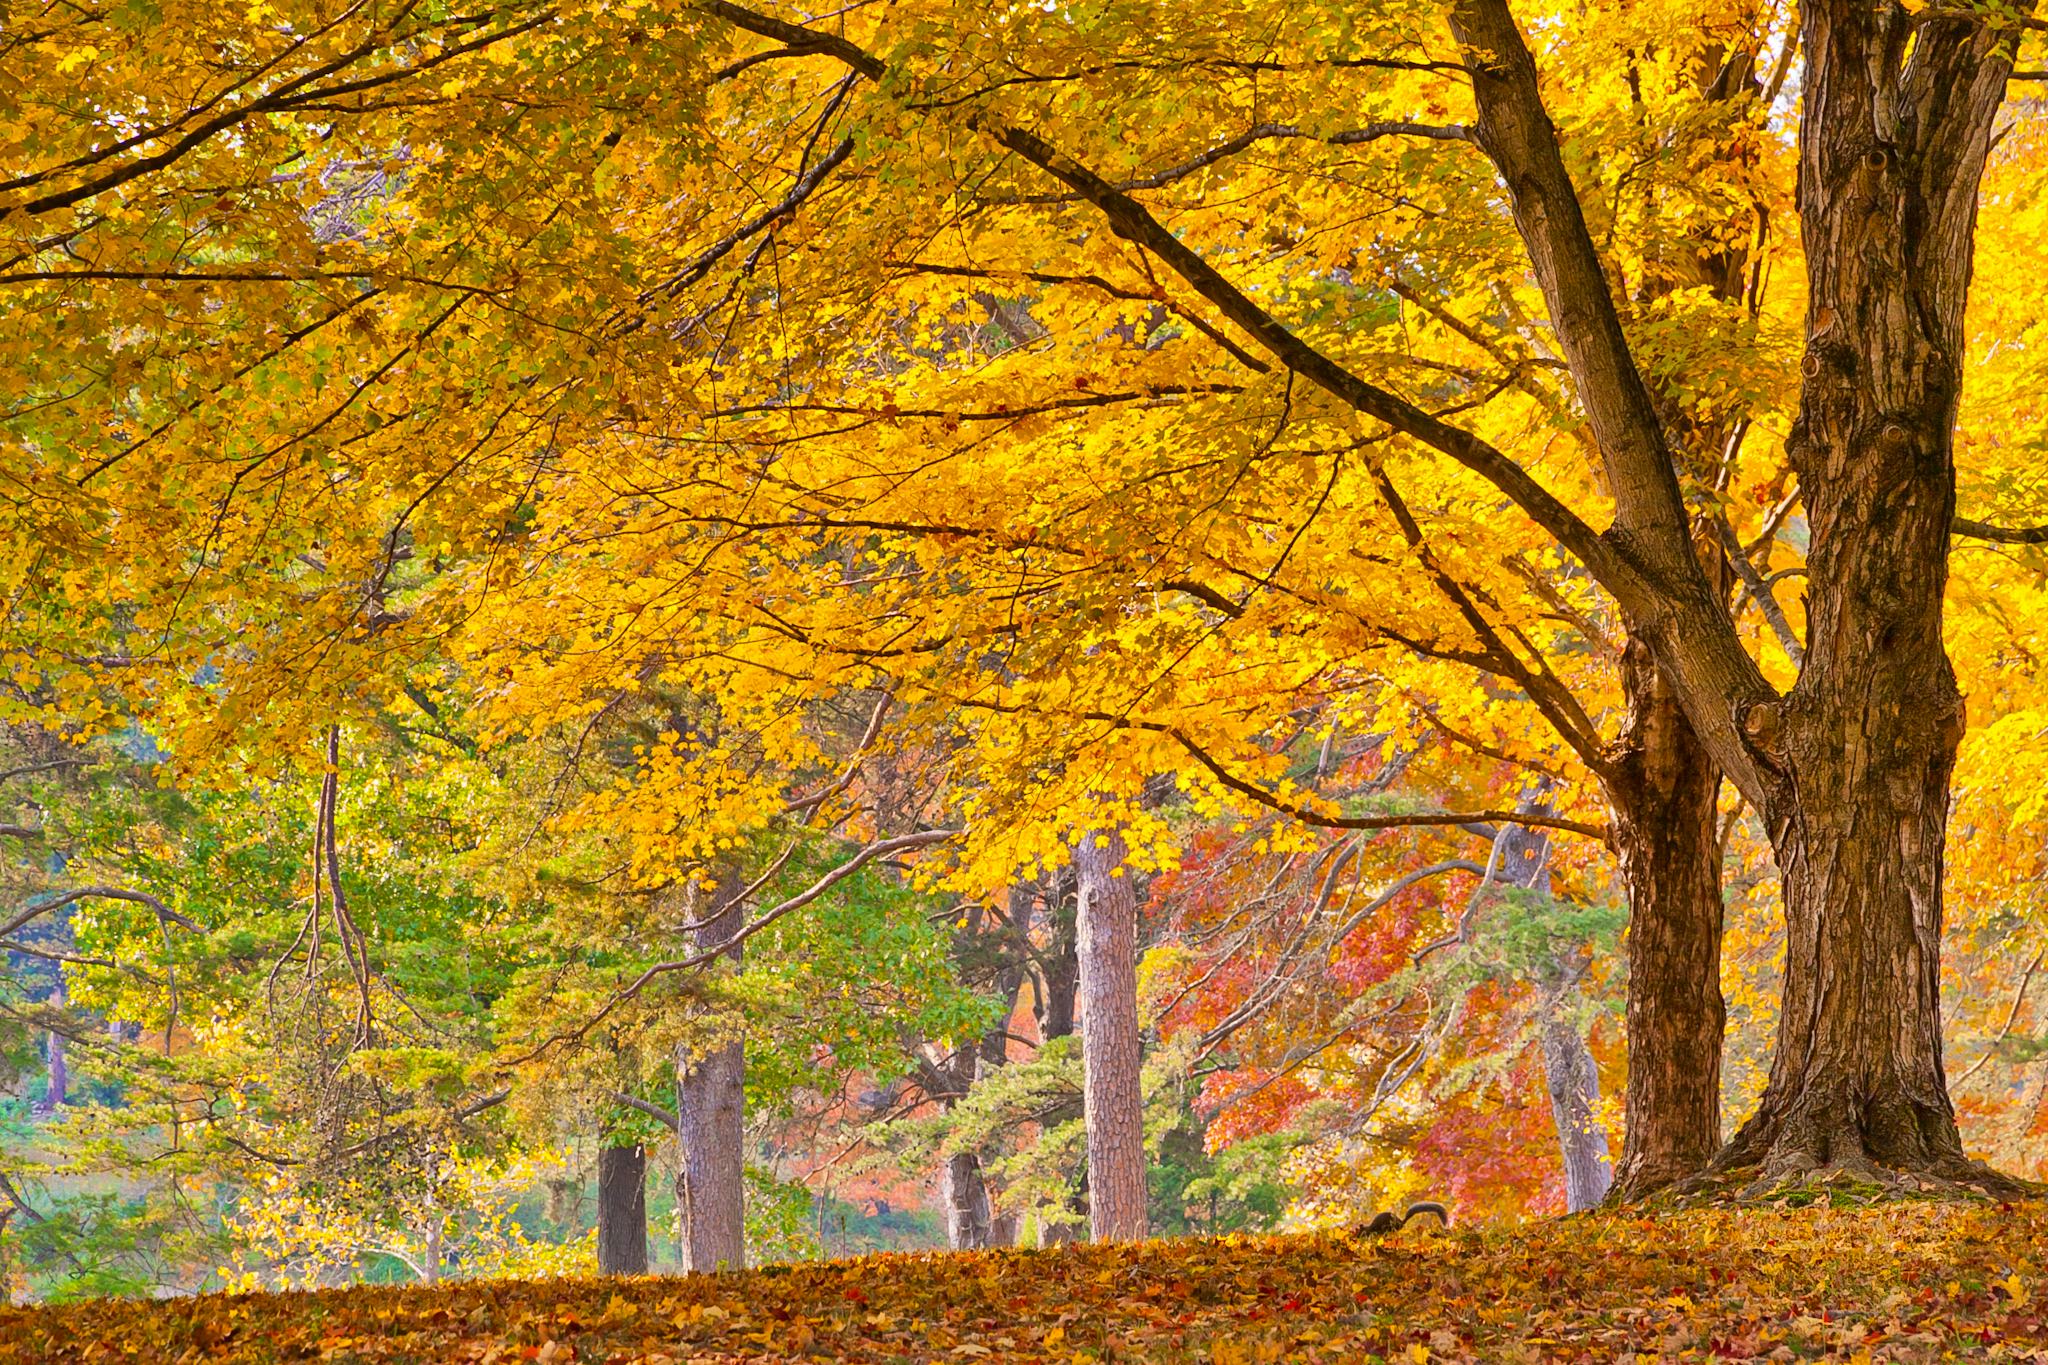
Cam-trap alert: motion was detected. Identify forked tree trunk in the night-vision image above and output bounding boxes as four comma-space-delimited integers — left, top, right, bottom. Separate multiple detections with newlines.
597, 1143, 649, 1275
1072, 829, 1147, 1242
1718, 3, 2018, 1184
677, 880, 747, 1270
1608, 638, 1727, 1198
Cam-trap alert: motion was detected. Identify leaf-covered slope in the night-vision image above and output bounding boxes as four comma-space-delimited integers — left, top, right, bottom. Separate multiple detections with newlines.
4, 1202, 2045, 1363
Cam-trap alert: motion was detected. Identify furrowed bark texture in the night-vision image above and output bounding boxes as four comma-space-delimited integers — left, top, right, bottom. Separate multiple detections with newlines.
1718, 1, 2019, 1182
1609, 638, 1727, 1197
1600, 39, 1768, 1201
597, 1143, 649, 1276
1451, 0, 2025, 1184
677, 880, 747, 1270
1073, 830, 1148, 1242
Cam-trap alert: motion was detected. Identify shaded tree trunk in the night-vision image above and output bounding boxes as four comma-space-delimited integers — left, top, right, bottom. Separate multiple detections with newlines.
1035, 869, 1079, 1043
1072, 829, 1147, 1242
1607, 639, 1727, 1199
1598, 38, 1765, 1202
676, 879, 747, 1270
597, 1143, 649, 1275
1450, 0, 2028, 1189
1717, 3, 2018, 1185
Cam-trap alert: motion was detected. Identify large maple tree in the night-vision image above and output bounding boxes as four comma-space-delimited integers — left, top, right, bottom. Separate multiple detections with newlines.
6, 0, 2048, 1208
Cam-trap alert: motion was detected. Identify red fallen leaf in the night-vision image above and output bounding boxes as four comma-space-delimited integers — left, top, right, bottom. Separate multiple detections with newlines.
844, 1288, 869, 1306
1281, 1298, 1304, 1311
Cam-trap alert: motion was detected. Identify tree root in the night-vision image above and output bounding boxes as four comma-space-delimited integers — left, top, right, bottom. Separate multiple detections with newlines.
1647, 1151, 2040, 1211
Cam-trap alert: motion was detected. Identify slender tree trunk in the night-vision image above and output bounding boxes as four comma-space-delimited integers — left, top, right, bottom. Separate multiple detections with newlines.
1607, 639, 1727, 1199
932, 882, 1034, 1251
1071, 829, 1147, 1242
1717, 3, 2019, 1185
1540, 1003, 1613, 1211
1035, 869, 1079, 1043
1496, 816, 1614, 1209
597, 1143, 649, 1275
677, 880, 747, 1270
36, 983, 66, 1115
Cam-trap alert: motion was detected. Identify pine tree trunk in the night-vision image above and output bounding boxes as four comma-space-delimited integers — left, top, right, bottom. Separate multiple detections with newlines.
676, 880, 748, 1270
1607, 639, 1727, 1199
597, 1143, 649, 1275
1717, 2, 2018, 1185
1072, 829, 1148, 1242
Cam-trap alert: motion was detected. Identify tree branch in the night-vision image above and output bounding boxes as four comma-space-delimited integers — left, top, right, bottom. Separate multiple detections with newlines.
1953, 515, 2048, 544
0, 886, 204, 941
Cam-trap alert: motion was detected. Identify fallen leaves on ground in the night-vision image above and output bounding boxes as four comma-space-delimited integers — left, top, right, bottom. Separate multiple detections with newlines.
4, 1201, 2045, 1363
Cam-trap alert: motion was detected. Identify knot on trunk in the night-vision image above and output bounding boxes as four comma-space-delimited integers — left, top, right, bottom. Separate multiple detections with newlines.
1800, 337, 1856, 382
1738, 698, 1787, 766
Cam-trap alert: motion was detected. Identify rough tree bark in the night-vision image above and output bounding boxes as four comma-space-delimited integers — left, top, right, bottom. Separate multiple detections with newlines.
676, 878, 748, 1270
1608, 640, 1727, 1197
1071, 829, 1148, 1242
1600, 40, 1774, 1201
1713, 2, 2021, 1183
1451, 0, 2027, 1186
597, 1143, 649, 1275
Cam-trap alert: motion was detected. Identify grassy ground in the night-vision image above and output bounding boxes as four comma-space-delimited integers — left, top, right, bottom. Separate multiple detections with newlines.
3, 1199, 2044, 1362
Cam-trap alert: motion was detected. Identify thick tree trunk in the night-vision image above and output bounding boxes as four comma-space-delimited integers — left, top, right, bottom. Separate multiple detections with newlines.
1717, 3, 2018, 1185
676, 880, 747, 1270
597, 1143, 649, 1275
1071, 829, 1147, 1242
1607, 640, 1727, 1199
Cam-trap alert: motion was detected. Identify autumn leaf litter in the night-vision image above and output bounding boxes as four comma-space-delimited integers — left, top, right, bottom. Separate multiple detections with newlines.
4, 1201, 2044, 1363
